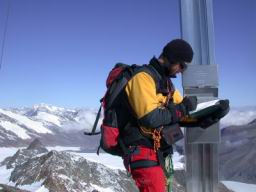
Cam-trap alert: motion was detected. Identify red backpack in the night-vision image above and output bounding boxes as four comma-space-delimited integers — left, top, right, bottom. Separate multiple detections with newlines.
84, 63, 156, 156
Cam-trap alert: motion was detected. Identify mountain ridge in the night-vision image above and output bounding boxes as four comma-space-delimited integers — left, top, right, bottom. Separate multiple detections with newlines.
220, 118, 256, 184
0, 104, 101, 148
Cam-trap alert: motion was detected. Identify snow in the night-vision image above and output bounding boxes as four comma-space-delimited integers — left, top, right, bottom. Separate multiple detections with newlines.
33, 103, 71, 113
90, 183, 114, 192
35, 185, 49, 192
47, 146, 81, 152
222, 181, 256, 192
35, 112, 61, 126
0, 147, 23, 162
72, 152, 125, 170
0, 109, 53, 134
70, 154, 84, 162
57, 174, 74, 183
5, 133, 16, 140
172, 152, 184, 170
0, 165, 13, 184
0, 121, 31, 139
0, 164, 48, 192
17, 180, 47, 192
0, 147, 23, 184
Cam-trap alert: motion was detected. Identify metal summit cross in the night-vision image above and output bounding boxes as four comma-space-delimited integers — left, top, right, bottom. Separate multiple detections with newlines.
180, 0, 220, 192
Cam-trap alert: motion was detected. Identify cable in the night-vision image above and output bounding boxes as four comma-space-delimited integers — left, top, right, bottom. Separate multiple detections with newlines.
0, 0, 11, 70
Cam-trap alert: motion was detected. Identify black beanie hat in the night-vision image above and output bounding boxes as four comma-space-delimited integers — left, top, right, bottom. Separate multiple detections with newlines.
162, 39, 193, 64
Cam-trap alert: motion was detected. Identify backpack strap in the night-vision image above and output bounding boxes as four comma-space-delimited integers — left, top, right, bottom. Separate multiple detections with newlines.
135, 64, 161, 88
106, 64, 161, 110
105, 64, 138, 110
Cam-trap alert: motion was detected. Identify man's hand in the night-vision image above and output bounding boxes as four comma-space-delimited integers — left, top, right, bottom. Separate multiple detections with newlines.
199, 100, 229, 129
167, 96, 197, 124
182, 96, 197, 112
199, 117, 219, 128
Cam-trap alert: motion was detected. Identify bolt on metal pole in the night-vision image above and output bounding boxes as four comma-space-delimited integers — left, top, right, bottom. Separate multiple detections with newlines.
179, 0, 219, 192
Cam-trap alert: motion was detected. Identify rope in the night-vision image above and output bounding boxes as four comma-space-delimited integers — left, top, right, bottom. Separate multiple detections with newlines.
140, 126, 163, 152
0, 0, 11, 70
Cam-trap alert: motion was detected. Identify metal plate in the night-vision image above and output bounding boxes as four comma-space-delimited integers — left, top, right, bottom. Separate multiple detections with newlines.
182, 65, 218, 88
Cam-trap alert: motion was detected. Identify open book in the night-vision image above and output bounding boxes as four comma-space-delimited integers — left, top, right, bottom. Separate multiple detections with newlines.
189, 99, 221, 119
179, 99, 229, 128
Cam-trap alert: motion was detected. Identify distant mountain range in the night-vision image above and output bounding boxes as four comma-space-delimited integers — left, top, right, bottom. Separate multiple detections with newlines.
220, 106, 256, 128
0, 104, 101, 149
1, 104, 255, 147
1, 104, 256, 186
220, 118, 256, 184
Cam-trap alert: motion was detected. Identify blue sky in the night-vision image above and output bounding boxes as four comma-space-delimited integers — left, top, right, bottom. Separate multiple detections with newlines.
0, 0, 255, 108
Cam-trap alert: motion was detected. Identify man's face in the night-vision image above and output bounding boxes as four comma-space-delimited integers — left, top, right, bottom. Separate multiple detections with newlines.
168, 62, 187, 77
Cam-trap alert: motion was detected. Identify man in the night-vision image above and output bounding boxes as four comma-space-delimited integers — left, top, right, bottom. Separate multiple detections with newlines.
116, 39, 197, 192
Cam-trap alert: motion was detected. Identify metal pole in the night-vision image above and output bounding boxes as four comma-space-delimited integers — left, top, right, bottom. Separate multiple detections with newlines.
179, 0, 219, 192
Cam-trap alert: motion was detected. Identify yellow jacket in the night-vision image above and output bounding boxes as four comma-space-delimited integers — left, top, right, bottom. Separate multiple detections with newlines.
125, 71, 183, 129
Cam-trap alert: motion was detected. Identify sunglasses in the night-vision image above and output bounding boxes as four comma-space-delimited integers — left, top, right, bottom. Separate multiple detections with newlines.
180, 62, 188, 71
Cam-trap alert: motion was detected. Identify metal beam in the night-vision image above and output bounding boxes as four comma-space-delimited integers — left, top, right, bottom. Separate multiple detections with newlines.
179, 0, 219, 192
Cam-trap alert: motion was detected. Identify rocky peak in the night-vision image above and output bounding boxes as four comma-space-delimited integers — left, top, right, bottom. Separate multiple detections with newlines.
8, 150, 138, 192
26, 138, 45, 150
0, 139, 48, 169
248, 118, 256, 125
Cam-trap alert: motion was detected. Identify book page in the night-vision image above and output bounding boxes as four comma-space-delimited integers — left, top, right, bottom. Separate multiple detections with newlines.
189, 99, 220, 115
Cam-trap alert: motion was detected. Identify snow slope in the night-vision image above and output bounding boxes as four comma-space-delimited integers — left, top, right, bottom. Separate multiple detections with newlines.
0, 104, 101, 147
0, 109, 53, 134
0, 121, 31, 139
34, 112, 61, 127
